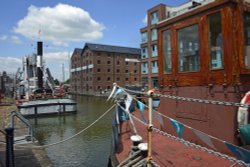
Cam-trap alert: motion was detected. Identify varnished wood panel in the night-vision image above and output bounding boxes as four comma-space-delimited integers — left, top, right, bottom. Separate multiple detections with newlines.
157, 0, 250, 88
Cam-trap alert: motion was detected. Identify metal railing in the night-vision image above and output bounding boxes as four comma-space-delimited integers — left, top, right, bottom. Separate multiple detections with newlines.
10, 111, 34, 142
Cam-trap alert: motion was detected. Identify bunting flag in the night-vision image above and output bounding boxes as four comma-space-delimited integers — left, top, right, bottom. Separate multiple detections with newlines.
225, 142, 250, 163
107, 85, 123, 101
137, 101, 147, 123
137, 101, 145, 113
107, 84, 117, 101
153, 112, 164, 126
114, 88, 123, 97
125, 94, 133, 111
193, 129, 216, 150
170, 118, 184, 138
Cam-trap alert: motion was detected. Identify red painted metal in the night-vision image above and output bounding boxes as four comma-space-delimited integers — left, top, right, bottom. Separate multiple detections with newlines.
114, 110, 240, 166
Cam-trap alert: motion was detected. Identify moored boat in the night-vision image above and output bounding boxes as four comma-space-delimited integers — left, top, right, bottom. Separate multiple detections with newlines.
108, 0, 250, 166
15, 41, 76, 116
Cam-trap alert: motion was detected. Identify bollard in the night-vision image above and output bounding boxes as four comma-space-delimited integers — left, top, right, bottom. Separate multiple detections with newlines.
5, 127, 15, 167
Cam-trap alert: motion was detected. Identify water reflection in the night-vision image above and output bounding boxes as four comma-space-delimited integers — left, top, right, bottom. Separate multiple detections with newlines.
29, 95, 114, 167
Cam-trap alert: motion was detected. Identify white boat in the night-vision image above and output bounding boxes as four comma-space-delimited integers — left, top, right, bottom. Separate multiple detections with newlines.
18, 98, 76, 116
16, 41, 77, 116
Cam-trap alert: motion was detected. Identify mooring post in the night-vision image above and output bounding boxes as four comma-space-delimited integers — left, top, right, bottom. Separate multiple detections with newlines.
5, 127, 15, 167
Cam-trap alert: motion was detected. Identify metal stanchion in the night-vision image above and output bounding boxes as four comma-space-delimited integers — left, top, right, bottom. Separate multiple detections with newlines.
5, 127, 15, 167
147, 90, 154, 167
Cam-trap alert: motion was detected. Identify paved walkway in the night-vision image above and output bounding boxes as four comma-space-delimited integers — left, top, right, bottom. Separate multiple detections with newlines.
0, 101, 52, 167
0, 144, 50, 167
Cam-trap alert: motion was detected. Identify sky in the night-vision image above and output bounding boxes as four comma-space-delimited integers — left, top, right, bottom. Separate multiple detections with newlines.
0, 0, 188, 81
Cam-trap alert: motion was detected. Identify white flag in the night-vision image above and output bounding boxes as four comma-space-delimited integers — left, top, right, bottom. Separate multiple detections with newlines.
125, 94, 133, 111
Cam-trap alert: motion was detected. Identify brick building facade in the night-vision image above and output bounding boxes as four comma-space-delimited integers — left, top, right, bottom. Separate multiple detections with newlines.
71, 43, 141, 95
140, 4, 166, 89
71, 48, 83, 93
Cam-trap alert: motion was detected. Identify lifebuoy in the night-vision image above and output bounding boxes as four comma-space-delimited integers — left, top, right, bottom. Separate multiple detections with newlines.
237, 91, 250, 127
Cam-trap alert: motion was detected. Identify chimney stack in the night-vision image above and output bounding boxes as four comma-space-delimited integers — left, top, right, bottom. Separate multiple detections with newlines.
37, 41, 43, 89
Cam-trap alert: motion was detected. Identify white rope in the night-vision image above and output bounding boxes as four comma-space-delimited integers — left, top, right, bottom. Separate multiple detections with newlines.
15, 104, 116, 148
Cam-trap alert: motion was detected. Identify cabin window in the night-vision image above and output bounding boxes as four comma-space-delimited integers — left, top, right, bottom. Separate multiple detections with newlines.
208, 12, 223, 69
244, 12, 250, 69
178, 24, 200, 72
163, 30, 172, 73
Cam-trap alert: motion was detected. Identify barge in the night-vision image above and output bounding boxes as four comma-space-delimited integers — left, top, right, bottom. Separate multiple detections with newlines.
108, 0, 250, 166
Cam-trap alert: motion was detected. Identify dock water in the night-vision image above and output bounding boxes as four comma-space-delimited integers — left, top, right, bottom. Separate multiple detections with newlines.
28, 95, 113, 167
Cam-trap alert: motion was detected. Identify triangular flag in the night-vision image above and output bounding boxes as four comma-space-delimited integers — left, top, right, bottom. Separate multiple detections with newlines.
137, 101, 145, 113
225, 142, 250, 163
114, 88, 123, 97
170, 118, 184, 138
137, 101, 147, 123
125, 94, 133, 111
153, 111, 164, 126
193, 129, 216, 150
107, 85, 117, 101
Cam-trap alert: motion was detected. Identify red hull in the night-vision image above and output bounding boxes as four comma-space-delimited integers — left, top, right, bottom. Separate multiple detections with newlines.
111, 108, 242, 166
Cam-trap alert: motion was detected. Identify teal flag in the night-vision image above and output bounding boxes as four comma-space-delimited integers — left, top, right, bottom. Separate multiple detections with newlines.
137, 101, 147, 123
137, 101, 145, 113
225, 142, 250, 163
114, 88, 123, 97
170, 118, 184, 138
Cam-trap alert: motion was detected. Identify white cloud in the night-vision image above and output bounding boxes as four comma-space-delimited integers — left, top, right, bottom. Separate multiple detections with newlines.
44, 51, 71, 63
52, 41, 69, 47
0, 57, 22, 73
0, 35, 21, 44
14, 3, 105, 45
143, 15, 147, 24
10, 36, 22, 44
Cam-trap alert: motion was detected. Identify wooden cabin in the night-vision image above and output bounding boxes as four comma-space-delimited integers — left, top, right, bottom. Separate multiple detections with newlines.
157, 0, 250, 154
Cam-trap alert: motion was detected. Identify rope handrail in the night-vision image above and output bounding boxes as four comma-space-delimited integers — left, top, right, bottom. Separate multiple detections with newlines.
13, 104, 116, 148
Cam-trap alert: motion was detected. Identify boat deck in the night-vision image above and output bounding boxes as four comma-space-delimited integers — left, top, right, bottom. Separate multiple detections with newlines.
115, 110, 242, 167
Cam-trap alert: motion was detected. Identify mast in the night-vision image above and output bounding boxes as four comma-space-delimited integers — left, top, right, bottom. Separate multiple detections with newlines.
62, 63, 65, 83
37, 41, 43, 89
